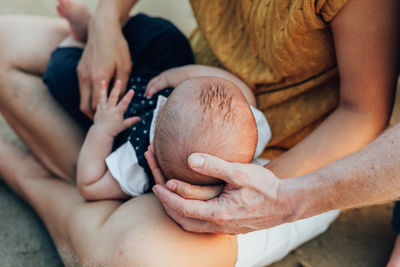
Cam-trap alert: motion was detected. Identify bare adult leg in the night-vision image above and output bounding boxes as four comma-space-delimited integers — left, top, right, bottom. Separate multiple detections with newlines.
0, 14, 237, 266
0, 138, 237, 266
0, 16, 85, 182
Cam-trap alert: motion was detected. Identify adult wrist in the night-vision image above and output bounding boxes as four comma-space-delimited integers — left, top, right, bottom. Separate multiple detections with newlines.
278, 173, 335, 222
265, 159, 334, 222
96, 0, 130, 26
275, 177, 306, 223
91, 8, 121, 31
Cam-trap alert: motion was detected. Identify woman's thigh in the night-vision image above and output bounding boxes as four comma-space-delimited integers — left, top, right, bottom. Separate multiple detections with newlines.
0, 15, 68, 74
0, 139, 237, 267
0, 16, 84, 181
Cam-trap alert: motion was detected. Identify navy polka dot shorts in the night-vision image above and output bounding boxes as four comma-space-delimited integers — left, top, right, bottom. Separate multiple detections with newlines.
43, 14, 194, 190
112, 75, 173, 184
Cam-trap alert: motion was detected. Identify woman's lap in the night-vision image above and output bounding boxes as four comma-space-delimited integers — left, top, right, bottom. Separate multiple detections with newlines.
0, 14, 237, 267
9, 159, 237, 266
0, 15, 84, 181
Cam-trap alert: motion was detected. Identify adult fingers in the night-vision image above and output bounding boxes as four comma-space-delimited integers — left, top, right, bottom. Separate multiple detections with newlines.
152, 184, 222, 223
166, 179, 225, 201
114, 61, 131, 97
188, 153, 241, 187
91, 70, 113, 111
144, 150, 166, 185
78, 77, 94, 119
77, 45, 95, 119
162, 204, 221, 234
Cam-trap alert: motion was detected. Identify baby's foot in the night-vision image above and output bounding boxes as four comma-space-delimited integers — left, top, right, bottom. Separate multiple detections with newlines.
56, 0, 91, 42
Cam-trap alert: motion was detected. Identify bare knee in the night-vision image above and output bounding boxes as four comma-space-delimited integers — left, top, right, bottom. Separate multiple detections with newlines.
0, 16, 23, 65
0, 15, 68, 77
0, 16, 27, 88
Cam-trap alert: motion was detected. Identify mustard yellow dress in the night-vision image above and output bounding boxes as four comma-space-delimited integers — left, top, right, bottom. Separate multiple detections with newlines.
189, 0, 348, 154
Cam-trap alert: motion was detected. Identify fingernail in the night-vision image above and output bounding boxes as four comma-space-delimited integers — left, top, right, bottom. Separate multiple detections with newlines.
167, 181, 177, 191
146, 91, 152, 99
152, 185, 159, 195
189, 155, 204, 168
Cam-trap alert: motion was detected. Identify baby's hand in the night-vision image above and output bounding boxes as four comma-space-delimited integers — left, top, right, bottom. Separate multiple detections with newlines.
144, 72, 170, 99
94, 80, 140, 137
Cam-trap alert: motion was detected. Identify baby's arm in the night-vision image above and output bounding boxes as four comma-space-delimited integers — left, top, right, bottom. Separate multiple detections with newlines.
145, 65, 256, 106
77, 81, 140, 200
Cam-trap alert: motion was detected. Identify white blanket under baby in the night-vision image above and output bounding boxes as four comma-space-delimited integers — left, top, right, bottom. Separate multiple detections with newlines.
105, 95, 339, 267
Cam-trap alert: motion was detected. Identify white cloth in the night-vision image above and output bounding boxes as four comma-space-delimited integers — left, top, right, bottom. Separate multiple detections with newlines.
105, 141, 149, 196
250, 106, 271, 158
236, 210, 340, 267
235, 157, 340, 267
105, 95, 271, 197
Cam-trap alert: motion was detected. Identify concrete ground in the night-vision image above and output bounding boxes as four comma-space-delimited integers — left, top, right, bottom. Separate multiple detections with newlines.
0, 1, 399, 266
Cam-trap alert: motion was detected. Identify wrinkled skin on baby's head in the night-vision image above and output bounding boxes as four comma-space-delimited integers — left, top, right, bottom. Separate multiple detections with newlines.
153, 77, 257, 185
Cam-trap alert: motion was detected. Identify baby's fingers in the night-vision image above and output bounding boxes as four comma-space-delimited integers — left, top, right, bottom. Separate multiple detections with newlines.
123, 116, 141, 128
98, 80, 108, 105
116, 89, 135, 114
145, 75, 166, 99
107, 80, 122, 107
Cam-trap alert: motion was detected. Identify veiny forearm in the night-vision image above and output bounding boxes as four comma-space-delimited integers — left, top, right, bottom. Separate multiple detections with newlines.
285, 122, 400, 220
77, 126, 114, 187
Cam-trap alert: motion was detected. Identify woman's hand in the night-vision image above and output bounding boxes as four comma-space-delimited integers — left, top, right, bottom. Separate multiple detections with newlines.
78, 17, 131, 119
146, 150, 297, 235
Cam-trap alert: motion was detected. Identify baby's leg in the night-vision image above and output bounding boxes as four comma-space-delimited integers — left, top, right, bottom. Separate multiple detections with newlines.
56, 0, 90, 46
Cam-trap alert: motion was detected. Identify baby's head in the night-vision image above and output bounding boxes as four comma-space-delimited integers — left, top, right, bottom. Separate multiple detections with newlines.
153, 77, 257, 185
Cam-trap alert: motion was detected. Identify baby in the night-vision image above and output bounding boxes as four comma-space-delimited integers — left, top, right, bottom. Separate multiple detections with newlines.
46, 0, 270, 200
